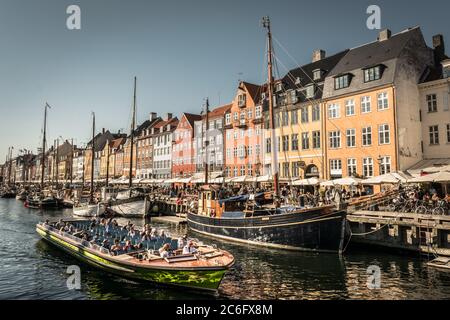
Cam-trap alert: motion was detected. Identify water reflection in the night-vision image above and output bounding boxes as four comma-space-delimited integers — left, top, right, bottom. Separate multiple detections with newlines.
1, 198, 450, 300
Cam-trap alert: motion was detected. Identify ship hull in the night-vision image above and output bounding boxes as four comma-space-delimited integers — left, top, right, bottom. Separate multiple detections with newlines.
187, 209, 347, 253
109, 197, 148, 218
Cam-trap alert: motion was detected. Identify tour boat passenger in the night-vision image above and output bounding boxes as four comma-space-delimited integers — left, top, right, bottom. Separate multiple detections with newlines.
178, 235, 187, 249
110, 239, 122, 255
182, 241, 197, 255
159, 243, 171, 258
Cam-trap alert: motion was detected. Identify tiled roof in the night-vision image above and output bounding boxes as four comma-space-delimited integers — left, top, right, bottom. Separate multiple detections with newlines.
183, 113, 202, 128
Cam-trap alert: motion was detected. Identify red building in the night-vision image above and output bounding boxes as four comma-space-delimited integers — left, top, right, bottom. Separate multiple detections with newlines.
172, 113, 201, 177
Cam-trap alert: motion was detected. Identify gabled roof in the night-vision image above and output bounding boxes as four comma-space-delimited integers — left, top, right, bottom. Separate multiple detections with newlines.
153, 117, 179, 133
207, 103, 232, 117
329, 27, 423, 76
110, 137, 126, 149
240, 82, 265, 104
183, 113, 202, 128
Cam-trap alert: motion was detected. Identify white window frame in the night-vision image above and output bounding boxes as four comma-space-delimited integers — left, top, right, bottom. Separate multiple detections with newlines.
361, 96, 371, 113
378, 124, 390, 145
362, 126, 372, 146
345, 99, 355, 116
377, 92, 389, 110
346, 128, 356, 147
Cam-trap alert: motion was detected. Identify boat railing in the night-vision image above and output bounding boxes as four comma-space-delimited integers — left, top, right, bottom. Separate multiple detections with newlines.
39, 223, 111, 255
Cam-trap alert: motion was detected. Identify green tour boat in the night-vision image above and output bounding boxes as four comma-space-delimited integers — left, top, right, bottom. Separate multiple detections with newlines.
36, 219, 234, 291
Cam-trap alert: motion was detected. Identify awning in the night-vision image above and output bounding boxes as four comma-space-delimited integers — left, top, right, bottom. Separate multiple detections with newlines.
407, 159, 450, 177
407, 171, 450, 183
292, 177, 324, 186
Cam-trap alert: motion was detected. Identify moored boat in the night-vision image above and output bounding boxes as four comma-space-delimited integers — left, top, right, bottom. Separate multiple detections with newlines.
73, 202, 101, 217
187, 186, 347, 253
427, 256, 450, 271
36, 219, 234, 291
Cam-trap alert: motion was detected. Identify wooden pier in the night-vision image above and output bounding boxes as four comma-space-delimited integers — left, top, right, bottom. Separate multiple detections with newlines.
348, 210, 450, 256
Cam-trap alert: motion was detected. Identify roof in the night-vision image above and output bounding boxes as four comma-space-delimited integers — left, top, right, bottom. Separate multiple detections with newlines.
329, 27, 423, 76
241, 82, 265, 104
153, 117, 179, 134
183, 113, 202, 128
283, 50, 349, 89
110, 137, 126, 149
203, 103, 232, 118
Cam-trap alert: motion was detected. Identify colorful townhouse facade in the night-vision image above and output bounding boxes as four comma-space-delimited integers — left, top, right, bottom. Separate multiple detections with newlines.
321, 28, 437, 179
264, 49, 349, 180
172, 113, 202, 177
224, 82, 266, 178
135, 113, 162, 179
152, 114, 179, 179
194, 103, 232, 175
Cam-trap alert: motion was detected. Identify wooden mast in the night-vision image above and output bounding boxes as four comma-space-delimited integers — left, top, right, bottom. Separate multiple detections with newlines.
90, 112, 95, 203
41, 104, 49, 189
106, 139, 110, 187
262, 16, 279, 198
128, 77, 137, 189
204, 98, 210, 184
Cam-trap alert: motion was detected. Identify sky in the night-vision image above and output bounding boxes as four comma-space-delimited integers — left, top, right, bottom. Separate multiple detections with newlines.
1, 0, 450, 161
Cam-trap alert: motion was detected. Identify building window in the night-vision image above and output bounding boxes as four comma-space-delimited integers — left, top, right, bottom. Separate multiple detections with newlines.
302, 132, 310, 150
265, 138, 271, 154
312, 131, 321, 149
289, 90, 298, 104
347, 158, 357, 176
291, 134, 299, 151
427, 94, 438, 112
291, 110, 298, 125
379, 156, 391, 175
329, 131, 341, 148
301, 106, 309, 123
330, 159, 342, 176
282, 111, 289, 127
233, 112, 238, 121
305, 85, 315, 99
282, 163, 290, 178
233, 147, 238, 158
247, 164, 253, 176
363, 157, 374, 177
247, 109, 253, 119
282, 135, 289, 151
328, 103, 340, 119
255, 144, 261, 156
361, 96, 371, 113
255, 106, 262, 118
346, 129, 356, 147
312, 105, 320, 121
377, 92, 389, 110
429, 125, 439, 145
447, 124, 450, 143
362, 127, 372, 146
240, 165, 245, 176
292, 162, 301, 178
364, 66, 381, 82
313, 69, 322, 81
379, 124, 390, 145
238, 94, 246, 107
335, 75, 349, 89
345, 99, 355, 116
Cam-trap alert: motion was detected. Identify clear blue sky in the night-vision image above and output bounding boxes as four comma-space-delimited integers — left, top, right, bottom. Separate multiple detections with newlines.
1, 0, 449, 161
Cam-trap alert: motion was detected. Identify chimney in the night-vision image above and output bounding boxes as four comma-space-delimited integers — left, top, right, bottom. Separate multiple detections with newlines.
102, 128, 105, 134
166, 113, 173, 121
150, 112, 157, 121
312, 49, 326, 62
378, 29, 391, 42
433, 34, 446, 63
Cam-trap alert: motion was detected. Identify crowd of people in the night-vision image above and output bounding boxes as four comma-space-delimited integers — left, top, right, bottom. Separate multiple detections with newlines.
45, 217, 199, 258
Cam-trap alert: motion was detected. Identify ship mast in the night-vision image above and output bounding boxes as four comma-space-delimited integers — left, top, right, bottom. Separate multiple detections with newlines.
204, 98, 210, 184
41, 103, 50, 189
128, 77, 137, 189
90, 112, 95, 203
262, 16, 279, 198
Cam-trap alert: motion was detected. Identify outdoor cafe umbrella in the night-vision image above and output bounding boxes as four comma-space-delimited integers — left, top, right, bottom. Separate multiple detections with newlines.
363, 172, 411, 185
292, 177, 324, 186
407, 171, 450, 183
320, 177, 363, 187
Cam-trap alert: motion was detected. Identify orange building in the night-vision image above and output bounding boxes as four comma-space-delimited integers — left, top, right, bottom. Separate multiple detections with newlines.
224, 81, 265, 177
172, 113, 201, 177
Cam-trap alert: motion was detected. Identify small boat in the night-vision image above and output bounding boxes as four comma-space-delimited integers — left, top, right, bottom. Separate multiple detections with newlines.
16, 190, 28, 201
25, 193, 60, 209
73, 202, 102, 217
36, 219, 234, 291
427, 256, 450, 271
108, 188, 149, 218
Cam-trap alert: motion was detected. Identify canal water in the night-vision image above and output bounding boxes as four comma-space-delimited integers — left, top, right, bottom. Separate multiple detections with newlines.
1, 198, 450, 300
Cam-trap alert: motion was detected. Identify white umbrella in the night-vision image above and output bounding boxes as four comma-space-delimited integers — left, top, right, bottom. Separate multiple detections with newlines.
363, 172, 411, 185
292, 177, 324, 186
255, 174, 272, 182
408, 171, 450, 183
177, 177, 193, 183
321, 177, 363, 187
230, 175, 254, 183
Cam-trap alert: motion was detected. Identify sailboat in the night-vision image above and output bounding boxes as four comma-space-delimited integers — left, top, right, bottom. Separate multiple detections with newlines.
73, 112, 102, 217
108, 77, 149, 218
25, 103, 59, 210
186, 17, 347, 253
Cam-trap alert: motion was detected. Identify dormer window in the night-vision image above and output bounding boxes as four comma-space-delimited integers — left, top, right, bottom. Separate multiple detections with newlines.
442, 60, 450, 79
334, 74, 350, 90
305, 85, 315, 99
275, 83, 283, 92
289, 90, 298, 104
313, 69, 322, 81
261, 92, 266, 100
363, 65, 383, 82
